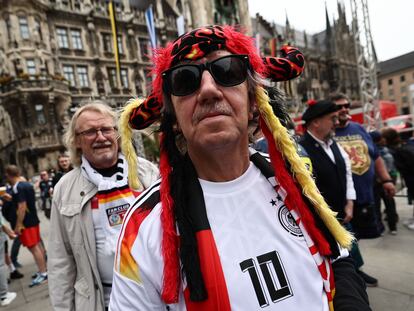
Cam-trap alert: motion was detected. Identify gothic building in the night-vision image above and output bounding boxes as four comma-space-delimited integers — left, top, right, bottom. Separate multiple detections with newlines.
0, 0, 250, 179
252, 3, 360, 114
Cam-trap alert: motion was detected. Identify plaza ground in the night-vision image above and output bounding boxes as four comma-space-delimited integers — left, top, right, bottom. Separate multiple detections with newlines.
3, 193, 414, 310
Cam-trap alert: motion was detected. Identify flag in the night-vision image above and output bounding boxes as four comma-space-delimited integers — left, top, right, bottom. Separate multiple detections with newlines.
176, 15, 185, 36
108, 1, 121, 86
269, 38, 277, 57
145, 5, 157, 49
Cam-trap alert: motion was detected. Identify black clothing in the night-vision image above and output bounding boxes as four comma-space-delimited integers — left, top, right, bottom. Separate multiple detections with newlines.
39, 179, 53, 200
389, 144, 414, 199
332, 257, 371, 310
299, 133, 347, 220
12, 182, 39, 228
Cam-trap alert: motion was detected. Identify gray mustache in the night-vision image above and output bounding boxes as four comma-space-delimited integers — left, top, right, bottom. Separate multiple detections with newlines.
92, 142, 112, 148
192, 102, 233, 123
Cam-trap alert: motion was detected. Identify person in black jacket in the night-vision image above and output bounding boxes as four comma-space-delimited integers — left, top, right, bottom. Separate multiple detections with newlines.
299, 99, 377, 289
382, 127, 414, 229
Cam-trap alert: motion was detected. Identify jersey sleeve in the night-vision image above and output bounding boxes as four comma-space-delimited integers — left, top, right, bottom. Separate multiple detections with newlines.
110, 269, 165, 311
15, 184, 27, 203
332, 256, 371, 310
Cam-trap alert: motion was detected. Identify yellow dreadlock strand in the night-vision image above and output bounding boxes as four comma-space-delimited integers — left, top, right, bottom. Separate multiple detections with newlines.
255, 87, 353, 249
119, 98, 142, 190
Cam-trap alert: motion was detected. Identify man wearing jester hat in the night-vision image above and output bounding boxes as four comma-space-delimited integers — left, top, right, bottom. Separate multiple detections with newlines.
110, 26, 370, 311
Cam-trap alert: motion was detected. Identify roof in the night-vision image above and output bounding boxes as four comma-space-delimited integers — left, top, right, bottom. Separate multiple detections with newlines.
378, 51, 414, 76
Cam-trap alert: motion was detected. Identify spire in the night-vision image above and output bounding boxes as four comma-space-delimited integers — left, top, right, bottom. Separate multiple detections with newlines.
337, 0, 343, 17
325, 2, 331, 34
285, 10, 290, 29
285, 10, 292, 44
303, 30, 308, 48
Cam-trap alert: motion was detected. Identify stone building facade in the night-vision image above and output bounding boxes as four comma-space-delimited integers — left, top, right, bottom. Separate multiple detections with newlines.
0, 0, 250, 180
252, 4, 360, 115
378, 51, 414, 115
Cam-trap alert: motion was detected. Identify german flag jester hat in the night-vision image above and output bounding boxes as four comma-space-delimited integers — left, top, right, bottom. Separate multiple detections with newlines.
119, 25, 352, 307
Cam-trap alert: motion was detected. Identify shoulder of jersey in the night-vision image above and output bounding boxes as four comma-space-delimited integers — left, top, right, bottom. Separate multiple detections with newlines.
128, 179, 161, 216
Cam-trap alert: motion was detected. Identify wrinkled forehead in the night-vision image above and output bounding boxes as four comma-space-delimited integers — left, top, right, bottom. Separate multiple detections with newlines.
170, 26, 227, 67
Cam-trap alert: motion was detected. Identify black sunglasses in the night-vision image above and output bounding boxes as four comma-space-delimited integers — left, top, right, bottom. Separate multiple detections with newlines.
162, 54, 250, 96
339, 103, 351, 109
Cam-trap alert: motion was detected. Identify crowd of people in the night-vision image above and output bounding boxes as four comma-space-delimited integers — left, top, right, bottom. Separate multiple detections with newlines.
0, 24, 412, 310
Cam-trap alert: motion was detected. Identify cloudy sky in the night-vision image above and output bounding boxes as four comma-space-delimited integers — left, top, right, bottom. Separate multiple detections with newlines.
247, 0, 413, 62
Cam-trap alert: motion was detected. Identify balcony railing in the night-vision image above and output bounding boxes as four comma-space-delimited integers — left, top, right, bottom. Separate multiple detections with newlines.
0, 75, 70, 94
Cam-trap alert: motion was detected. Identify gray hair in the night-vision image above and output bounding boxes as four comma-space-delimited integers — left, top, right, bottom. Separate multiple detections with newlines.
64, 100, 117, 167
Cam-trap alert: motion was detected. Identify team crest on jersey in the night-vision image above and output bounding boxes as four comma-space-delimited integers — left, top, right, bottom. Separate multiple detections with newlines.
337, 137, 371, 175
278, 205, 303, 237
106, 203, 130, 227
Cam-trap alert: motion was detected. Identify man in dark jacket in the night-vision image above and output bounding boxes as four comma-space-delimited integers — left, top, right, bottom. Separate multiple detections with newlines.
299, 100, 378, 288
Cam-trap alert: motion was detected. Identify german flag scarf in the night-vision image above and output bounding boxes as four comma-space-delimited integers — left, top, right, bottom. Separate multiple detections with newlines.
81, 153, 139, 255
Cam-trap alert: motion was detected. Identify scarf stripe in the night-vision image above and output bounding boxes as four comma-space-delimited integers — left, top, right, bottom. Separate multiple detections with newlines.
184, 230, 231, 311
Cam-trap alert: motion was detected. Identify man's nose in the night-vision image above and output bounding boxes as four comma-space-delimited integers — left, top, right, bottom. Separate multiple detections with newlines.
197, 70, 223, 104
95, 130, 107, 140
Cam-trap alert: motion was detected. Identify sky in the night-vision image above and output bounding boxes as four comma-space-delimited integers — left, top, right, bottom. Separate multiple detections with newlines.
247, 0, 413, 62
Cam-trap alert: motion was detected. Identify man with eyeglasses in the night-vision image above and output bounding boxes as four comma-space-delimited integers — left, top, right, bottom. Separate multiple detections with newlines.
332, 93, 396, 287
48, 101, 159, 311
110, 26, 370, 310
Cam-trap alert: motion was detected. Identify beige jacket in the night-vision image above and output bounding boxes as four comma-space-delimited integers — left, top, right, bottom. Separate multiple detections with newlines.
48, 157, 159, 311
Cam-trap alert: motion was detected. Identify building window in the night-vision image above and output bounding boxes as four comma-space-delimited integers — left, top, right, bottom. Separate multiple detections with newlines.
107, 68, 117, 88
102, 33, 112, 53
139, 38, 152, 61
35, 104, 46, 125
71, 29, 83, 50
63, 65, 75, 86
62, 0, 69, 8
117, 35, 123, 54
120, 68, 128, 88
6, 18, 12, 41
26, 59, 36, 75
400, 75, 405, 82
77, 66, 89, 87
56, 27, 69, 48
34, 19, 43, 41
388, 79, 393, 85
402, 96, 408, 103
388, 89, 394, 96
19, 17, 30, 39
401, 86, 407, 93
74, 0, 81, 10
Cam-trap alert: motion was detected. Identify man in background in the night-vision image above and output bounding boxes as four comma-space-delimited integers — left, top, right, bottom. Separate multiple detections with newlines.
5, 165, 47, 287
332, 93, 396, 287
37, 170, 53, 219
48, 101, 159, 310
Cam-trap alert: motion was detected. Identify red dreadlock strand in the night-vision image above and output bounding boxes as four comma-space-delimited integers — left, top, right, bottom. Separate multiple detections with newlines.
159, 134, 180, 303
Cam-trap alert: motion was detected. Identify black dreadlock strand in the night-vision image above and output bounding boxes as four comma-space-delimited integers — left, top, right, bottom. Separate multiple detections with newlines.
159, 111, 207, 301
